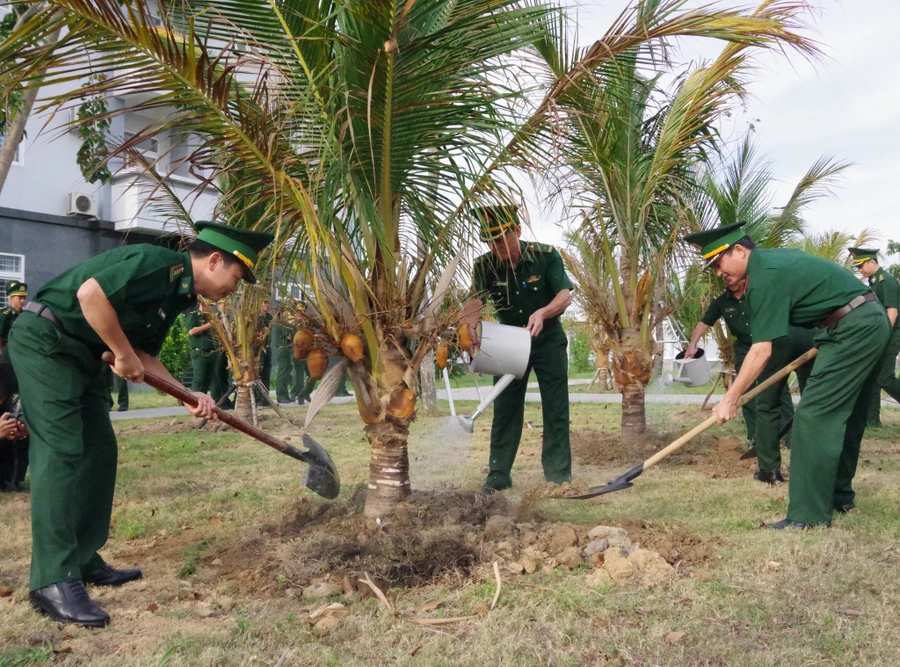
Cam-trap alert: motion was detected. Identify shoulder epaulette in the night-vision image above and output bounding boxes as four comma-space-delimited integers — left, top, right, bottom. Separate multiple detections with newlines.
528, 242, 554, 254
0, 307, 11, 315
474, 252, 492, 266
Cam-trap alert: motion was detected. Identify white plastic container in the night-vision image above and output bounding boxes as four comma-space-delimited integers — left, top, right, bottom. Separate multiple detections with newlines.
467, 321, 531, 379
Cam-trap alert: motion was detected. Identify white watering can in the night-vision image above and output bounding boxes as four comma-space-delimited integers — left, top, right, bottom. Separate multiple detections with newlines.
453, 321, 532, 433
672, 348, 711, 387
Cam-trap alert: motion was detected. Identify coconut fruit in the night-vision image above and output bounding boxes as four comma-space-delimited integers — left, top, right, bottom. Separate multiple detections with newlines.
307, 348, 329, 379
436, 342, 450, 370
457, 324, 472, 352
387, 387, 416, 420
293, 329, 315, 360
340, 333, 365, 363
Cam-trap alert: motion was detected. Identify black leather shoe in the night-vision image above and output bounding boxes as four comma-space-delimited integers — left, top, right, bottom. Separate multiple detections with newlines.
82, 563, 143, 587
834, 502, 856, 514
754, 470, 787, 485
30, 580, 110, 627
763, 519, 811, 530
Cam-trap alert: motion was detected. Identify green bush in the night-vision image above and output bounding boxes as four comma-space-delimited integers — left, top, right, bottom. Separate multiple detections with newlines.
569, 328, 593, 373
159, 315, 191, 382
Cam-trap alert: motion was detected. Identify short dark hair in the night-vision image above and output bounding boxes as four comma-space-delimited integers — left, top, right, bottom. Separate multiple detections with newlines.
732, 236, 756, 250
187, 240, 244, 270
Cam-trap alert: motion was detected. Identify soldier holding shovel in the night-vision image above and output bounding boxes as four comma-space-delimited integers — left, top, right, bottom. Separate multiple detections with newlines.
7, 222, 273, 627
686, 222, 890, 529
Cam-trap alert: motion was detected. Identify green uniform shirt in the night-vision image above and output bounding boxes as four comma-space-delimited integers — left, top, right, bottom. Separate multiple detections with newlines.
869, 267, 900, 332
184, 304, 218, 351
0, 306, 19, 345
34, 245, 196, 356
473, 241, 574, 329
745, 248, 869, 342
273, 318, 294, 348
701, 290, 752, 348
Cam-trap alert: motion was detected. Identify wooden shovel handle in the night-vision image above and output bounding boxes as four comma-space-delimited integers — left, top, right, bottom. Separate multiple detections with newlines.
103, 351, 293, 456
642, 347, 818, 471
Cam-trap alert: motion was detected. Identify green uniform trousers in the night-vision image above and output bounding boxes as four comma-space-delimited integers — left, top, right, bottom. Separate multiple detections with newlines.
787, 301, 890, 526
866, 328, 900, 425
8, 313, 117, 591
734, 345, 757, 441
484, 325, 571, 490
754, 330, 815, 473
274, 346, 308, 402
190, 349, 230, 404
103, 364, 129, 410
735, 346, 795, 448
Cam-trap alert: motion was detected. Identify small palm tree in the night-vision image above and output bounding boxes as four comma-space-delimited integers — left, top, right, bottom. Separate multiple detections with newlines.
556, 11, 818, 437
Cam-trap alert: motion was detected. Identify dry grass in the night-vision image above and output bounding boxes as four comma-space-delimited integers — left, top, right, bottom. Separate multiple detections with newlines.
1, 401, 899, 667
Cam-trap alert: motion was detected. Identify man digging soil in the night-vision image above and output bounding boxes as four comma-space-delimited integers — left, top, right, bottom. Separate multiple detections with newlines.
687, 222, 890, 529
7, 222, 273, 627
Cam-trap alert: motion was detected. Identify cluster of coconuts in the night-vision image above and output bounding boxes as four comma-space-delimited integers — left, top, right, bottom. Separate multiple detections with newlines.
292, 329, 365, 379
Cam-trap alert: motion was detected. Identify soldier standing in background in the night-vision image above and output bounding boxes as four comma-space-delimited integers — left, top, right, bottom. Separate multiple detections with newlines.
848, 248, 900, 426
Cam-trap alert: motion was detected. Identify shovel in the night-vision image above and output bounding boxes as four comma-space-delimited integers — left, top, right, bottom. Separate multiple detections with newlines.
568, 348, 817, 500
104, 354, 341, 499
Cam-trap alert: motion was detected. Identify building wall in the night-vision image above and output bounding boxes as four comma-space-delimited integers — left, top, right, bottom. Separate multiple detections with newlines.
0, 207, 123, 292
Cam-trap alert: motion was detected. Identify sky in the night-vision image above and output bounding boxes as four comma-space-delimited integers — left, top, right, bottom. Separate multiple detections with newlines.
519, 1, 899, 253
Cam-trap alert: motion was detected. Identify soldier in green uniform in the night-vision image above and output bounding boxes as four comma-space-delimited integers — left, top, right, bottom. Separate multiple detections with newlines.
685, 280, 813, 483
464, 205, 574, 493
0, 280, 28, 352
256, 298, 274, 405
848, 248, 900, 426
688, 223, 890, 529
7, 221, 273, 627
273, 311, 311, 405
185, 302, 229, 404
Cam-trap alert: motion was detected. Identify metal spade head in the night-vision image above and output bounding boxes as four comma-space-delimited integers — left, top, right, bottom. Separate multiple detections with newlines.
565, 464, 644, 500
299, 434, 341, 499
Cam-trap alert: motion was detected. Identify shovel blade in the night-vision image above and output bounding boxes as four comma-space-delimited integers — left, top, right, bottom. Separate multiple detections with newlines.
566, 463, 644, 500
739, 446, 758, 460
300, 434, 341, 499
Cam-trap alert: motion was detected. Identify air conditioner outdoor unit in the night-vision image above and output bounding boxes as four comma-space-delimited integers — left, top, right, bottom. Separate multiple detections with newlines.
67, 192, 98, 218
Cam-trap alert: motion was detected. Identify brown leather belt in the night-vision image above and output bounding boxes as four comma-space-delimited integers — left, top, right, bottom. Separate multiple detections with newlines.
23, 301, 63, 328
817, 292, 877, 329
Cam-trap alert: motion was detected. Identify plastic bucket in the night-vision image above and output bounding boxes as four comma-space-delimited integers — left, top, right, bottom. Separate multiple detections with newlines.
467, 321, 531, 379
673, 348, 711, 387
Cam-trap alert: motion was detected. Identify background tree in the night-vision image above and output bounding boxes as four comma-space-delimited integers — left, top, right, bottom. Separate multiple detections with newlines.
557, 13, 818, 438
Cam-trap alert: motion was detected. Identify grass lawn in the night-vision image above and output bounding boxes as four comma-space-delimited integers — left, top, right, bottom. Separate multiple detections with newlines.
2, 400, 899, 666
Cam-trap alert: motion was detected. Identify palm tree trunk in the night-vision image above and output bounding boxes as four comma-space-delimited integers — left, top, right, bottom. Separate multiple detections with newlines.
613, 327, 654, 439
621, 382, 646, 439
596, 345, 611, 390
235, 385, 252, 421
364, 420, 411, 517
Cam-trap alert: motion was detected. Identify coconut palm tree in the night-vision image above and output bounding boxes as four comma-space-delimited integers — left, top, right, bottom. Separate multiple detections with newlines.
1, 0, 820, 511
557, 19, 819, 437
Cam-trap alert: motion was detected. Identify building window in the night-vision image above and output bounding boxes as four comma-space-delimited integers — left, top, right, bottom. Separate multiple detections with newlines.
0, 253, 25, 308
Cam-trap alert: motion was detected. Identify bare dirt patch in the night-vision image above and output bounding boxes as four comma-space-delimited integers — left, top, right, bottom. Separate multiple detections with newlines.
572, 426, 758, 479
609, 518, 721, 567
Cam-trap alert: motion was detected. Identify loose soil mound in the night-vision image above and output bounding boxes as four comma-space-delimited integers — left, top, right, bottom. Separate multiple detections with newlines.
193, 488, 722, 596
611, 518, 721, 567
572, 427, 758, 479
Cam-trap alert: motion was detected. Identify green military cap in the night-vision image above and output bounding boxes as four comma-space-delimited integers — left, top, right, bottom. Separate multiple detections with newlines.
195, 221, 275, 285
474, 205, 521, 242
848, 247, 879, 265
683, 221, 748, 269
6, 281, 27, 297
